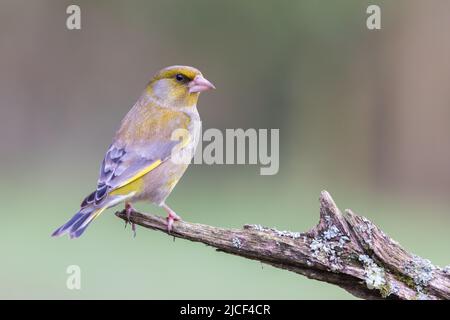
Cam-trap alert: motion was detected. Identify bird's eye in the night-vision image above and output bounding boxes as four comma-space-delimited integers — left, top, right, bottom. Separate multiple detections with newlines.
175, 74, 186, 82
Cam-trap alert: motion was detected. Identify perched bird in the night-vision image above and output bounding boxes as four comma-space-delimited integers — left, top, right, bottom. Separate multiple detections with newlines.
52, 65, 215, 238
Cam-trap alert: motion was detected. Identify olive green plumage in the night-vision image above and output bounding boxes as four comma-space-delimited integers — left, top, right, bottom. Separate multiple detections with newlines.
52, 65, 215, 238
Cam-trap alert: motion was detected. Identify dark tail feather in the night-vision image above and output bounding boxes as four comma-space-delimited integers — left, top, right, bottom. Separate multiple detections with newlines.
52, 206, 104, 239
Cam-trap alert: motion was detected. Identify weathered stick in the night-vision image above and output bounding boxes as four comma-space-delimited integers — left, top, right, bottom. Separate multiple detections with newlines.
115, 191, 450, 300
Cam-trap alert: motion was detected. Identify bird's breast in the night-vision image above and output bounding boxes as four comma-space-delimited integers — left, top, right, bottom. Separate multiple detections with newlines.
117, 102, 196, 144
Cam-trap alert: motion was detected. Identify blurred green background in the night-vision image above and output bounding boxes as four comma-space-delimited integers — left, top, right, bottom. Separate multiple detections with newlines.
1, 0, 450, 299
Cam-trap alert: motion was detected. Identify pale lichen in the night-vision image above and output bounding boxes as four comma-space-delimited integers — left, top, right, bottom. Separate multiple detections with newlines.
403, 255, 435, 291
309, 224, 350, 272
232, 237, 243, 249
356, 218, 375, 246
274, 229, 301, 239
248, 224, 265, 232
443, 265, 450, 275
389, 282, 399, 296
358, 254, 387, 291
339, 236, 350, 245
323, 225, 340, 240
416, 291, 432, 300
246, 224, 301, 239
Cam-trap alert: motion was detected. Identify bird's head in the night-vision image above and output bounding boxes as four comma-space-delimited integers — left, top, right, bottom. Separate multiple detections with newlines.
147, 65, 215, 108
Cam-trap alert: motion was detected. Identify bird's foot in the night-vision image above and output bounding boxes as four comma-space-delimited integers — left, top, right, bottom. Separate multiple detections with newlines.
162, 204, 182, 233
166, 212, 181, 233
125, 202, 137, 238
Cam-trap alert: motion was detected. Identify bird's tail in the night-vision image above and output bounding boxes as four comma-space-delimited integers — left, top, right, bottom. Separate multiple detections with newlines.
51, 205, 106, 239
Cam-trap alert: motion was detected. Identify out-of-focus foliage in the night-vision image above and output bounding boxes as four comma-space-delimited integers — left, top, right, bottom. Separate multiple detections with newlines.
0, 0, 449, 299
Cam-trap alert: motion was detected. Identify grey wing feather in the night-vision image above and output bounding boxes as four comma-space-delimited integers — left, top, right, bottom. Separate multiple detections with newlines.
81, 140, 179, 208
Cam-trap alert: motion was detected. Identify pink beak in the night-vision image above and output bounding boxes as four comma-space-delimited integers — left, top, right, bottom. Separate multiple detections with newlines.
188, 75, 216, 93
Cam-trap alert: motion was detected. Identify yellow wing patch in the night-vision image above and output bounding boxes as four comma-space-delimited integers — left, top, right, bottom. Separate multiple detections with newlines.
92, 206, 107, 221
109, 159, 162, 196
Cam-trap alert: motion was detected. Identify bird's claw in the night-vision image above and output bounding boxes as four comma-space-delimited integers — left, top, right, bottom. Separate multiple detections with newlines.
165, 211, 181, 233
125, 202, 137, 237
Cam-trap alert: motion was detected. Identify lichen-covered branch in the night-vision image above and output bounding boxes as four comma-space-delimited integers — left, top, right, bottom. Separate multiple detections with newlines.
115, 191, 450, 300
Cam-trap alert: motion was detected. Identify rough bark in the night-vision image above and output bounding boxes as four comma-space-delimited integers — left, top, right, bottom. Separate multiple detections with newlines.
115, 191, 450, 300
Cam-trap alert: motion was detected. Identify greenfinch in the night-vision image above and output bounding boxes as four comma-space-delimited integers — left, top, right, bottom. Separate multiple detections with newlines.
52, 65, 215, 238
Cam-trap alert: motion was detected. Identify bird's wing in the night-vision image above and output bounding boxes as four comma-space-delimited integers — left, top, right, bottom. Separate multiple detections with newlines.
81, 140, 179, 207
